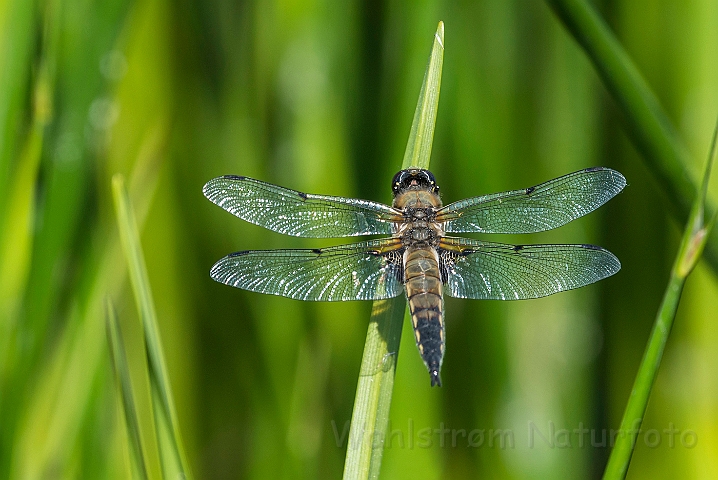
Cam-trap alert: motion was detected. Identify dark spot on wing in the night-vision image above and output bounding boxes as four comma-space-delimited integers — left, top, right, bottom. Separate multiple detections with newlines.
584, 166, 605, 172
582, 244, 603, 251
228, 251, 250, 258
222, 175, 245, 180
512, 245, 524, 252
311, 248, 322, 254
525, 186, 535, 195
298, 191, 308, 200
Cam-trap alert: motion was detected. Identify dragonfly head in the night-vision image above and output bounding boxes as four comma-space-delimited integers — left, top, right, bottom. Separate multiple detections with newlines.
391, 169, 439, 196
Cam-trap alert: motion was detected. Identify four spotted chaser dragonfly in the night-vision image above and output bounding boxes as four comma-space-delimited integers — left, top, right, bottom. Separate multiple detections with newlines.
204, 167, 625, 386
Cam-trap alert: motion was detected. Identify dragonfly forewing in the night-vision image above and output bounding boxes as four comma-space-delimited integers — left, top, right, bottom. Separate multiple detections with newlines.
438, 167, 626, 234
203, 175, 402, 238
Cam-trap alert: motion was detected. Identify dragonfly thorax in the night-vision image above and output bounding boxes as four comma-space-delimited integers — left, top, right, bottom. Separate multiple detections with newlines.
402, 206, 437, 222
403, 226, 440, 246
393, 187, 444, 247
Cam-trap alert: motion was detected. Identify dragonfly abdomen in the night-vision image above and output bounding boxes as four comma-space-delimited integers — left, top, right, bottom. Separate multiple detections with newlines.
404, 246, 445, 387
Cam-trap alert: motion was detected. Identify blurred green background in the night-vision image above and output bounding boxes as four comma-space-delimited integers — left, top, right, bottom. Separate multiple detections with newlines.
1, 0, 717, 478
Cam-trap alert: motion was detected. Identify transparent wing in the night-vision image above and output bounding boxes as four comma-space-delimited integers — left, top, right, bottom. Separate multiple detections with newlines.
203, 175, 401, 237
437, 167, 626, 234
210, 239, 405, 301
439, 237, 620, 300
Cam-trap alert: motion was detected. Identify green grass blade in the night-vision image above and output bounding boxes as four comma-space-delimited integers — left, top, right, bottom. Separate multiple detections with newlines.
343, 21, 444, 480
0, 82, 46, 318
545, 0, 718, 272
11, 136, 165, 479
0, 0, 35, 216
112, 174, 192, 480
105, 298, 149, 480
0, 5, 58, 474
342, 298, 405, 479
0, 71, 47, 378
603, 118, 718, 480
401, 21, 444, 170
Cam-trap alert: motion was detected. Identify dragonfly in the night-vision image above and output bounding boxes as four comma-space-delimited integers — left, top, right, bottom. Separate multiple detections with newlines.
204, 167, 626, 386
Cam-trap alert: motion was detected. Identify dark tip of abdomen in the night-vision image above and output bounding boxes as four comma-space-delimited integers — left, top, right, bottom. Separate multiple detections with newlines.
430, 370, 442, 387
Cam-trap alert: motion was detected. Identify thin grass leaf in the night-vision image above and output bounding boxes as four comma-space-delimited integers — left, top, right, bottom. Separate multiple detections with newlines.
343, 21, 444, 480
0, 72, 47, 376
0, 7, 59, 475
11, 137, 167, 480
0, 0, 35, 216
112, 174, 192, 480
545, 0, 718, 273
105, 298, 149, 480
401, 21, 444, 170
603, 118, 718, 479
0, 2, 55, 311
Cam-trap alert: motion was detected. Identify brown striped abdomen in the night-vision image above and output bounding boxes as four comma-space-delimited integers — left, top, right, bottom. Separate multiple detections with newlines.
404, 246, 445, 387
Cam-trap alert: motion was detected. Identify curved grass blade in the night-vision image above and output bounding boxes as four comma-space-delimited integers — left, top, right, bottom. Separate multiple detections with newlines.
603, 118, 718, 479
545, 0, 718, 273
112, 174, 192, 480
343, 21, 444, 480
105, 298, 149, 480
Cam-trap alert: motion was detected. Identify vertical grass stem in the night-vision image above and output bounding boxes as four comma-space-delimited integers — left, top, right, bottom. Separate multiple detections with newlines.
342, 21, 444, 480
603, 119, 718, 479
